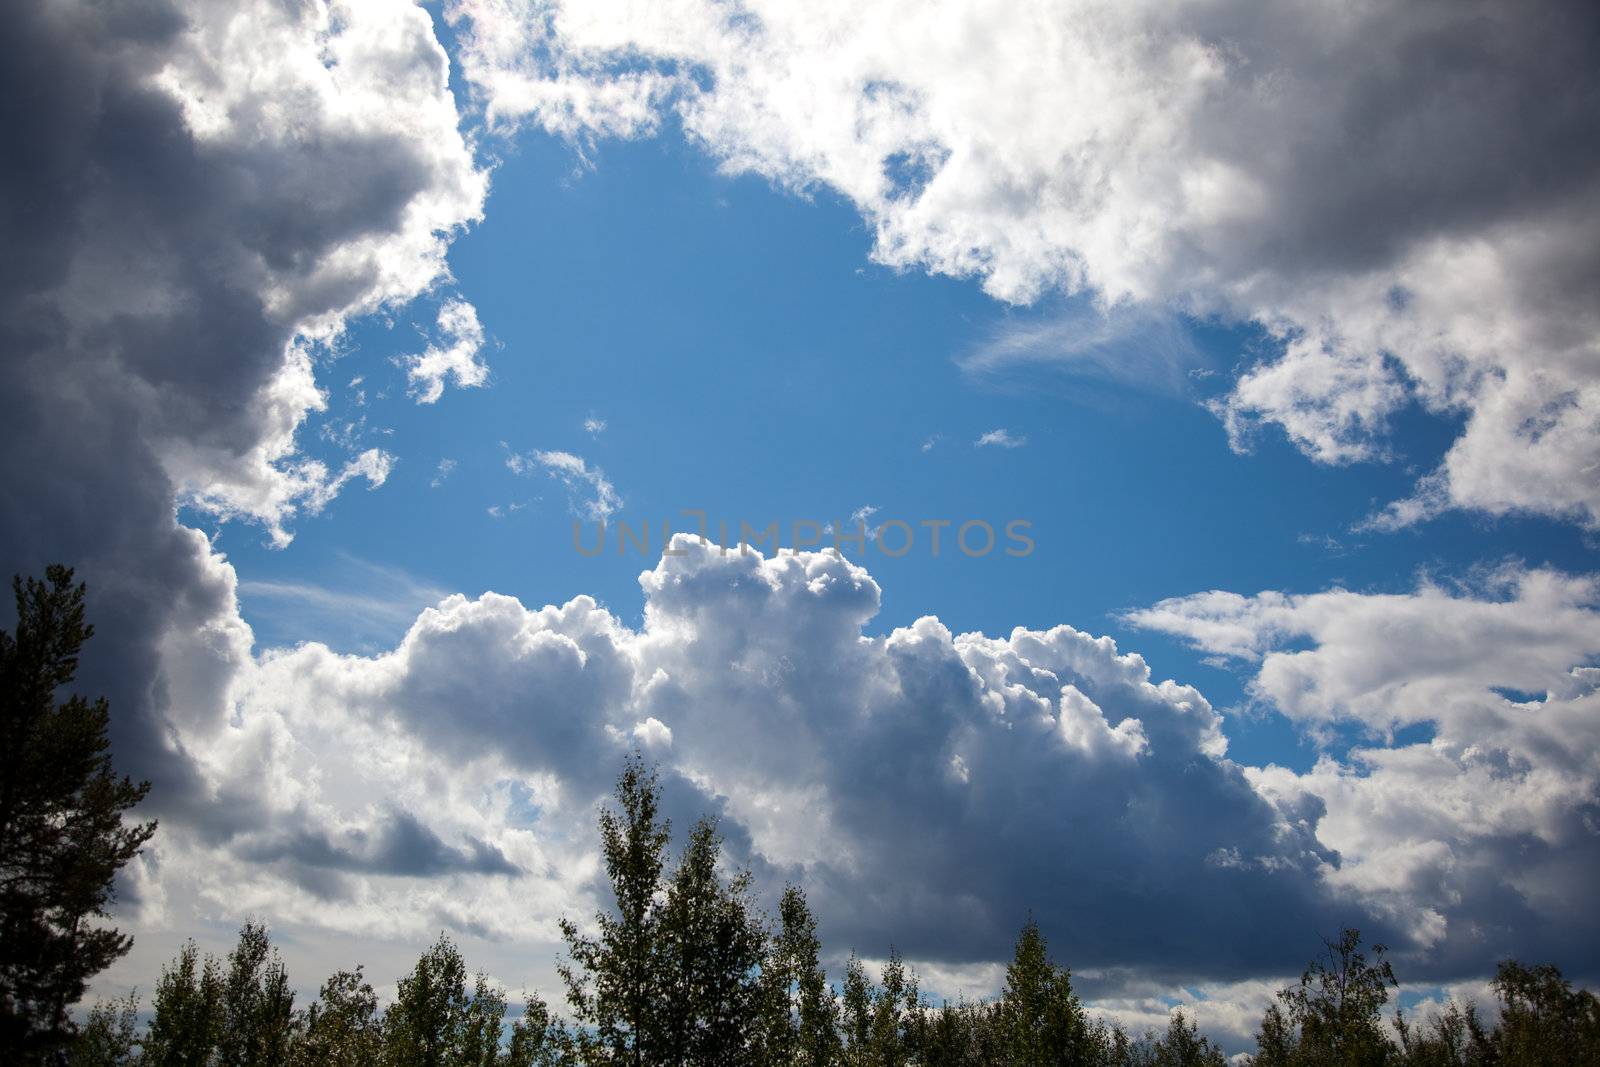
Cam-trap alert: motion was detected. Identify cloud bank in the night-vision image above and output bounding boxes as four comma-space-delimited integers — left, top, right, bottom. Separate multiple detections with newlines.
448, 0, 1600, 526
1129, 567, 1600, 974
105, 541, 1597, 1015
0, 0, 486, 807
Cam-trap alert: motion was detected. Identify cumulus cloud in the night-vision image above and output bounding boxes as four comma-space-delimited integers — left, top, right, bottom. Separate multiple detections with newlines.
0, 0, 485, 810
1128, 567, 1600, 974
506, 447, 622, 521
117, 537, 1366, 1004
447, 0, 1600, 526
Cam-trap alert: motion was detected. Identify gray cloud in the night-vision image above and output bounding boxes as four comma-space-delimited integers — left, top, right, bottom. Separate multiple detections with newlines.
159, 540, 1373, 989
0, 0, 485, 828
239, 810, 521, 882
1128, 567, 1600, 980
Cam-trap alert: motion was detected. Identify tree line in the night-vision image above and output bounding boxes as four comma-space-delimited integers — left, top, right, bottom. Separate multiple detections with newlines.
64, 759, 1600, 1066
4, 569, 1597, 1065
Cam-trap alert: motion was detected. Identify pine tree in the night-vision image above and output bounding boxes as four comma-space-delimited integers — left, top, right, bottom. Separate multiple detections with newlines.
996, 919, 1089, 1065
0, 566, 157, 1059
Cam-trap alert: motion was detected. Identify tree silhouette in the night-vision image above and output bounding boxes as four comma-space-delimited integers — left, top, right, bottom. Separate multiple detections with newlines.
0, 566, 157, 1060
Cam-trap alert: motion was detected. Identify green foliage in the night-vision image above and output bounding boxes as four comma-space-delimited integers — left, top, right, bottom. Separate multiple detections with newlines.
68, 992, 140, 1067
1250, 928, 1397, 1067
504, 990, 573, 1067
995, 919, 1091, 1065
559, 754, 671, 1064
1132, 1010, 1229, 1067
1480, 960, 1600, 1066
0, 567, 157, 1060
219, 920, 299, 1066
560, 755, 770, 1065
143, 940, 224, 1066
295, 967, 384, 1067
1393, 999, 1483, 1067
385, 932, 514, 1067
759, 885, 841, 1066
656, 818, 767, 1065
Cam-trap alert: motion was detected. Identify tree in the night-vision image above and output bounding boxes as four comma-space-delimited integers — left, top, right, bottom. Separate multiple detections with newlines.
656, 817, 767, 1065
218, 921, 298, 1066
0, 566, 157, 1059
1141, 1010, 1228, 1067
295, 966, 384, 1067
559, 754, 671, 1065
68, 992, 140, 1067
1482, 959, 1600, 1066
1393, 998, 1482, 1067
995, 919, 1091, 1065
504, 990, 574, 1067
841, 954, 874, 1065
1252, 1002, 1299, 1067
385, 932, 510, 1067
760, 885, 840, 1066
142, 940, 224, 1066
1251, 928, 1397, 1067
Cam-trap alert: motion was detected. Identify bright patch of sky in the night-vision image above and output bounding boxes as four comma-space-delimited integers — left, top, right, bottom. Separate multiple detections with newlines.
212, 125, 1591, 773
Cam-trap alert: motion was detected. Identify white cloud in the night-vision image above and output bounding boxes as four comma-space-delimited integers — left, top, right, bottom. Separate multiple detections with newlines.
106, 538, 1364, 1004
584, 415, 607, 436
91, 538, 1600, 1021
961, 301, 1210, 398
447, 0, 1600, 526
404, 298, 491, 404
507, 448, 622, 521
431, 458, 458, 488
975, 428, 1026, 449
1128, 567, 1600, 968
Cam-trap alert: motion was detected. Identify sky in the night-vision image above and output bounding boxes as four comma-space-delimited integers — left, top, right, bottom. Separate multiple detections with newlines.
3, 0, 1599, 1053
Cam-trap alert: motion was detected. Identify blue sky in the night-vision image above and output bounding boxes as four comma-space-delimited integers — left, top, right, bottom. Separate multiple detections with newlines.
222, 123, 1591, 773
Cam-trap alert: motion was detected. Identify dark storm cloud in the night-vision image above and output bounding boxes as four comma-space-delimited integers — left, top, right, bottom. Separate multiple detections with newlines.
239, 810, 521, 881
0, 0, 483, 831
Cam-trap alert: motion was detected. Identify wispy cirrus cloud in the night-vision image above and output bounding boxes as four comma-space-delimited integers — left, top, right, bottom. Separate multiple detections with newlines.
506, 447, 622, 521
975, 428, 1026, 449
959, 301, 1210, 399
